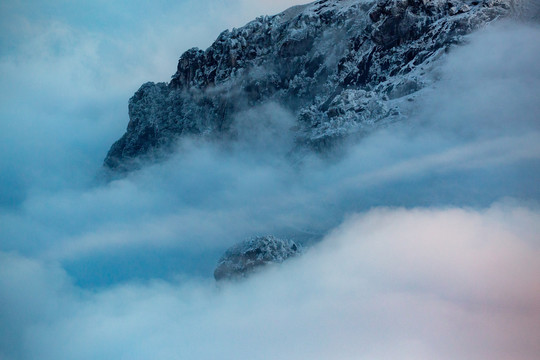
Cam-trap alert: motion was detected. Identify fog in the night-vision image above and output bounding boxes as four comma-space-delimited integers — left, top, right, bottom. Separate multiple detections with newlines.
1, 1, 539, 359
2, 205, 539, 360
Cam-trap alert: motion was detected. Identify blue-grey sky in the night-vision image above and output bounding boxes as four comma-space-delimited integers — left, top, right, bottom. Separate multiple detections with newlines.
0, 1, 540, 359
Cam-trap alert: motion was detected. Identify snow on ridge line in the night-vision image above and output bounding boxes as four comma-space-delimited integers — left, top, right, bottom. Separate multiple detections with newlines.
104, 0, 522, 171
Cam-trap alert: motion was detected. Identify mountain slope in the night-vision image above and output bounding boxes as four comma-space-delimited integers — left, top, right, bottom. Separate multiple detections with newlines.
104, 0, 523, 170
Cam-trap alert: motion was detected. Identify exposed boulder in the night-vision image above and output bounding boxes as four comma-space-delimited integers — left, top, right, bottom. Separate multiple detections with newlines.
214, 236, 302, 281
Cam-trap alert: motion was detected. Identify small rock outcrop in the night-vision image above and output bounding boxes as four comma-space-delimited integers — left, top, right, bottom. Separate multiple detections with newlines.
105, 0, 529, 170
214, 236, 302, 281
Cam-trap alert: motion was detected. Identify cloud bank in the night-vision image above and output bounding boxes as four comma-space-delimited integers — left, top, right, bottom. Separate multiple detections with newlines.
2, 205, 539, 360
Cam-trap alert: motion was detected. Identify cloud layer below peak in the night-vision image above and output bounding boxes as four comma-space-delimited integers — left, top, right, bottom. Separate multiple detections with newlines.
2, 204, 540, 360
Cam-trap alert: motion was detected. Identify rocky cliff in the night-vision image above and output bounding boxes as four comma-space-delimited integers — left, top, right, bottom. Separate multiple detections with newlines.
104, 0, 526, 170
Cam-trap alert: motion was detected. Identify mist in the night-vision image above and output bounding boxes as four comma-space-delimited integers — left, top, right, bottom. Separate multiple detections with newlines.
2, 204, 539, 360
0, 1, 539, 359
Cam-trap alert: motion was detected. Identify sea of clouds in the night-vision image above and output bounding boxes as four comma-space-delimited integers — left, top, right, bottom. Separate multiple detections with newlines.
1, 1, 539, 359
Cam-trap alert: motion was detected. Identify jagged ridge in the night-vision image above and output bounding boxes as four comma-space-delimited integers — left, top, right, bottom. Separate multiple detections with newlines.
104, 0, 520, 170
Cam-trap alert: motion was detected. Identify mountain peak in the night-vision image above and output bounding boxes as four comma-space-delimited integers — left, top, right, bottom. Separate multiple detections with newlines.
104, 0, 523, 171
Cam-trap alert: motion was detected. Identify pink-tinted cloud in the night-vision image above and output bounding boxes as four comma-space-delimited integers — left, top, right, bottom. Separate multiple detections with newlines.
2, 204, 539, 360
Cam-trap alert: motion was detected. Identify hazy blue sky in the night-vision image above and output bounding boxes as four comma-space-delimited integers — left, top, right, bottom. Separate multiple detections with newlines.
1, 1, 539, 359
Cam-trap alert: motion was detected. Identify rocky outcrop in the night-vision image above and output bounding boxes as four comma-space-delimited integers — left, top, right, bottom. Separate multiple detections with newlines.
105, 0, 523, 170
214, 236, 302, 281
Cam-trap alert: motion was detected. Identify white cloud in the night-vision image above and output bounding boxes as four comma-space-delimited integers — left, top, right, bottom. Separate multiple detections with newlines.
2, 205, 539, 360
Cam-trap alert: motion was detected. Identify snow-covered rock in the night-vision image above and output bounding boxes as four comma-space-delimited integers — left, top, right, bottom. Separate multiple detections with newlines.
104, 0, 528, 170
214, 236, 302, 281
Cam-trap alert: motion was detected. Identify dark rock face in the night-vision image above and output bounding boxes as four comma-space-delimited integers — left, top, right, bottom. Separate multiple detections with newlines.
214, 236, 302, 281
105, 0, 520, 170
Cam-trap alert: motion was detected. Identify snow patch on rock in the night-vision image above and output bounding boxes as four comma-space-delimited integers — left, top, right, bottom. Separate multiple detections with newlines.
104, 0, 528, 170
214, 236, 302, 281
